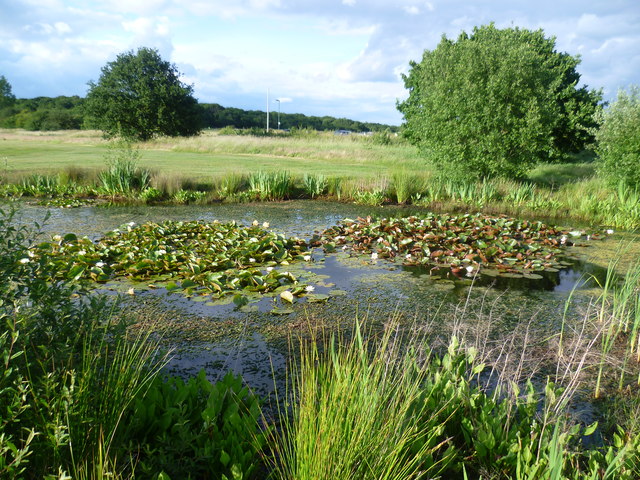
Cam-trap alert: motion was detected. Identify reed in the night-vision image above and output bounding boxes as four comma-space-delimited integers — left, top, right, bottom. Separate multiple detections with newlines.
249, 170, 294, 201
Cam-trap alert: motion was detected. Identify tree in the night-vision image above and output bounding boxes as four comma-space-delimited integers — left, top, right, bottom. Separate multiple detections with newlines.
85, 47, 202, 140
596, 86, 640, 189
0, 75, 16, 109
397, 24, 602, 179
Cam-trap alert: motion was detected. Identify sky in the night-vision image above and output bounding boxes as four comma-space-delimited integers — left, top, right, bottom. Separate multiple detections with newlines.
1, 1, 639, 126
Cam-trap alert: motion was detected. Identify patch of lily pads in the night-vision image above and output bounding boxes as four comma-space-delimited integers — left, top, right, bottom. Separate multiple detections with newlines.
29, 219, 317, 307
26, 212, 603, 313
316, 213, 595, 280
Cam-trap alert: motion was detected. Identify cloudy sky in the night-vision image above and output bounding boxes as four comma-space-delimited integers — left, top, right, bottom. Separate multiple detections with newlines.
1, 0, 638, 125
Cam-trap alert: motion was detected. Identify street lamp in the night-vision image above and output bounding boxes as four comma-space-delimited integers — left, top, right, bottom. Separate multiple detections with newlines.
275, 99, 281, 130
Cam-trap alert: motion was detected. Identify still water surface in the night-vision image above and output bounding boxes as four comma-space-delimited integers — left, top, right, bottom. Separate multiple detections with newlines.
9, 200, 637, 393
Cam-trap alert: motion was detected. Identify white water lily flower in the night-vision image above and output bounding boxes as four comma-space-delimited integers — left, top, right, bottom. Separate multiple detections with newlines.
263, 222, 270, 228
371, 252, 379, 260
52, 234, 62, 242
19, 258, 30, 264
249, 258, 256, 263
560, 235, 567, 245
342, 245, 348, 251
157, 249, 167, 255
78, 250, 86, 256
305, 285, 315, 292
252, 220, 259, 226
405, 254, 412, 259
303, 255, 311, 261
606, 229, 614, 235
266, 267, 274, 272
587, 235, 591, 241
466, 265, 474, 273
95, 261, 105, 268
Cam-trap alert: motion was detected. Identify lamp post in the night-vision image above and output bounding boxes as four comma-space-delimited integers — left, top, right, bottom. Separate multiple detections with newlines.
275, 99, 281, 130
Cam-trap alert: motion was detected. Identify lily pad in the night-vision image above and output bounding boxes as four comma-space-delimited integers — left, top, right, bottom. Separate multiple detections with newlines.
329, 289, 348, 296
271, 307, 295, 315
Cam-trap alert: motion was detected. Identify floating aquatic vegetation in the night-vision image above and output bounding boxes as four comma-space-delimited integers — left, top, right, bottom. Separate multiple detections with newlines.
30, 219, 312, 301
317, 213, 598, 278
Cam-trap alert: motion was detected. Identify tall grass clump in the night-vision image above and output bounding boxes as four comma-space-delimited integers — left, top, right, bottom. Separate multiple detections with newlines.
302, 173, 327, 198
216, 172, 249, 197
270, 323, 456, 480
249, 170, 293, 200
390, 169, 424, 204
99, 140, 150, 195
592, 256, 640, 399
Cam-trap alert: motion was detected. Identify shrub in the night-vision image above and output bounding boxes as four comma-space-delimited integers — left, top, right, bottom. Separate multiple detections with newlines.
597, 85, 640, 189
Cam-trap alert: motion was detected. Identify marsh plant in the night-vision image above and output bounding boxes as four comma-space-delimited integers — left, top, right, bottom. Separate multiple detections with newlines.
269, 322, 640, 480
99, 140, 151, 195
249, 170, 293, 200
390, 169, 424, 204
302, 173, 327, 199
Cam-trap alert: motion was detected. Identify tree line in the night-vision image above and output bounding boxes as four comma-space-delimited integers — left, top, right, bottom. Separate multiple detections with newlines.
0, 81, 395, 134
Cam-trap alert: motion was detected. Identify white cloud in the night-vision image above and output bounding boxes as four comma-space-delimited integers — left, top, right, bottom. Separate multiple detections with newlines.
1, 0, 639, 125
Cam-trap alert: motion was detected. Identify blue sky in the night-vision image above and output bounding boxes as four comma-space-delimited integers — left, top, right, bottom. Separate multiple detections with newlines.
1, 0, 638, 125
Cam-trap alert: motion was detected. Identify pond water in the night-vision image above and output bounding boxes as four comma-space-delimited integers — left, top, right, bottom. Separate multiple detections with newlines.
7, 199, 639, 397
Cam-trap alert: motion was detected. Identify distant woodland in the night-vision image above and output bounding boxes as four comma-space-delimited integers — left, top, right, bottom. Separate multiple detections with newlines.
0, 95, 397, 133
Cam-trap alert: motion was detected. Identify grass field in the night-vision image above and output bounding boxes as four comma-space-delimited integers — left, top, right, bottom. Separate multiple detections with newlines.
0, 128, 423, 180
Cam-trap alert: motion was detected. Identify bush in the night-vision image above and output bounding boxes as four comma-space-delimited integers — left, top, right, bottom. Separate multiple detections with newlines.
597, 85, 640, 188
398, 24, 601, 179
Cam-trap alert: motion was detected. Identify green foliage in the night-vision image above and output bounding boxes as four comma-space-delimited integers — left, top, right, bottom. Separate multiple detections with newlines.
597, 85, 640, 188
301, 173, 327, 198
85, 47, 202, 140
172, 189, 206, 204
0, 75, 15, 109
125, 370, 265, 479
248, 171, 293, 200
272, 323, 640, 480
99, 141, 151, 195
398, 24, 602, 179
0, 96, 85, 130
390, 169, 423, 204
0, 206, 163, 477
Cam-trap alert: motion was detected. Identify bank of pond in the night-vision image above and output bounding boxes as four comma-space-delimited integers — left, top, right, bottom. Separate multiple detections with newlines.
2, 200, 640, 479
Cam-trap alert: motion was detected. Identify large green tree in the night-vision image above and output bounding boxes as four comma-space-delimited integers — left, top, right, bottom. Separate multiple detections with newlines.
596, 86, 640, 189
85, 47, 202, 140
0, 75, 16, 109
398, 24, 602, 179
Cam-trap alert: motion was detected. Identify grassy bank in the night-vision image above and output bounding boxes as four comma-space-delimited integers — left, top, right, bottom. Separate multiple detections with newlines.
0, 128, 638, 229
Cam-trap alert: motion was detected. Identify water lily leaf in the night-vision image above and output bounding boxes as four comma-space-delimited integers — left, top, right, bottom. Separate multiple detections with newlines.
329, 289, 347, 296
232, 294, 249, 307
280, 290, 295, 303
68, 264, 86, 281
239, 305, 259, 313
271, 307, 294, 315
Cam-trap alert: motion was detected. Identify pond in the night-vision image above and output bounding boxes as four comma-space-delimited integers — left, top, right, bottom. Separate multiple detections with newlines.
8, 199, 640, 398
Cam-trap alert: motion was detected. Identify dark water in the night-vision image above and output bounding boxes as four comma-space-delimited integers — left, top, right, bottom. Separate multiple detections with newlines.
6, 200, 635, 397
